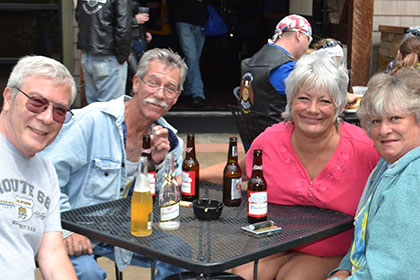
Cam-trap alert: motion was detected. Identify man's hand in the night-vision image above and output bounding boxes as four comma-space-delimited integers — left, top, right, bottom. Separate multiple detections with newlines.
150, 125, 170, 165
64, 233, 93, 256
135, 13, 149, 24
327, 270, 350, 280
146, 32, 152, 43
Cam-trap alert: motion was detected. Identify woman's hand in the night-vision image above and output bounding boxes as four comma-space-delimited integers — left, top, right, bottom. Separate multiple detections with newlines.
327, 270, 350, 280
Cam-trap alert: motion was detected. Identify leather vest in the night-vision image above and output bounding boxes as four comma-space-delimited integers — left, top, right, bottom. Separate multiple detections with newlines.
238, 45, 294, 147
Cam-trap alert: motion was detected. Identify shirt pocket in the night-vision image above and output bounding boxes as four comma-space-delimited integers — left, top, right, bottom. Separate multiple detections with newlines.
84, 158, 121, 201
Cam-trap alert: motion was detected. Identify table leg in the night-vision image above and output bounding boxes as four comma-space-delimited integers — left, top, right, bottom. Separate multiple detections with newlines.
151, 259, 156, 280
253, 259, 259, 280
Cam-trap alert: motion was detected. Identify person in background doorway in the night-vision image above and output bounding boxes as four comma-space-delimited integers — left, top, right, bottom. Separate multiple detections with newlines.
239, 14, 312, 149
127, 0, 153, 95
171, 0, 209, 107
146, 0, 178, 50
76, 0, 131, 104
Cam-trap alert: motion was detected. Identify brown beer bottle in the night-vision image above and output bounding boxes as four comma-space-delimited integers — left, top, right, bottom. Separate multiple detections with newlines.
247, 149, 267, 224
142, 135, 156, 203
223, 137, 242, 206
181, 134, 200, 201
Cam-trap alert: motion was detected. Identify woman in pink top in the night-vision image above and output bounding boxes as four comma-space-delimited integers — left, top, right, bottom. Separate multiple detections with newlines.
233, 51, 380, 280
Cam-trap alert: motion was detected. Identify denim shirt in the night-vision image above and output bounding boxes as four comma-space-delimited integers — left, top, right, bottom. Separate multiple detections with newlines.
41, 95, 183, 212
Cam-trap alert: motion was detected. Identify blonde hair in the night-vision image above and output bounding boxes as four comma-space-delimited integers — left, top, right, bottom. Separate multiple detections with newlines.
389, 36, 420, 74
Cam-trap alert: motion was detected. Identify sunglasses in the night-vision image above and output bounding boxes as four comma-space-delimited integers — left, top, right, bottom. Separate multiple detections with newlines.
322, 40, 343, 49
404, 28, 420, 37
14, 87, 73, 123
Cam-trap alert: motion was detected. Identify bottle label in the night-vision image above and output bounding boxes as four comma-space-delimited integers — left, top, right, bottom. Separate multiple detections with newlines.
147, 213, 153, 230
148, 171, 156, 196
160, 202, 180, 222
142, 148, 151, 154
252, 164, 263, 171
181, 171, 196, 195
163, 172, 178, 187
134, 174, 150, 192
186, 147, 193, 153
247, 190, 267, 217
231, 146, 237, 157
230, 177, 242, 200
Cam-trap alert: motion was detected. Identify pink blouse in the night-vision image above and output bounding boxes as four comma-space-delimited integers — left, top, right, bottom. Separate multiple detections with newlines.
245, 122, 380, 257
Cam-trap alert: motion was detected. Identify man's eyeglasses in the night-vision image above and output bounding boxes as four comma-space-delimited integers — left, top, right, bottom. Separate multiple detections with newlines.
289, 29, 313, 45
140, 77, 179, 99
14, 87, 73, 123
301, 31, 313, 45
322, 40, 343, 49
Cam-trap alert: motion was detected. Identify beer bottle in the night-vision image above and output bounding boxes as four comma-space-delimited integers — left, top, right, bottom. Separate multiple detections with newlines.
131, 156, 153, 237
223, 137, 242, 206
247, 149, 267, 224
142, 135, 156, 203
181, 134, 200, 201
159, 153, 180, 230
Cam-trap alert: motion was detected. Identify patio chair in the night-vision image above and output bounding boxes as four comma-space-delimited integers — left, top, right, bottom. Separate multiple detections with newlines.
229, 87, 282, 152
228, 104, 281, 152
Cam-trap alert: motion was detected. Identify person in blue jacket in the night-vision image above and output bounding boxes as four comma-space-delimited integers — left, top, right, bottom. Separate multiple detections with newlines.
328, 67, 420, 279
41, 48, 188, 280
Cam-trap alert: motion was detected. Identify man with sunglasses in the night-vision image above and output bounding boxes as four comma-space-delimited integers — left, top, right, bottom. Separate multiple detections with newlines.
41, 48, 188, 280
239, 14, 312, 148
0, 55, 77, 279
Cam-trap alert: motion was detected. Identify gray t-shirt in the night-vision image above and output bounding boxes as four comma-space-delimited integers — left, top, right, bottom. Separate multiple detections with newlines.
0, 134, 62, 279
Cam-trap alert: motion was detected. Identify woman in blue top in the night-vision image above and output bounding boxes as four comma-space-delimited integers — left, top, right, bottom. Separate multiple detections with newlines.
328, 67, 420, 279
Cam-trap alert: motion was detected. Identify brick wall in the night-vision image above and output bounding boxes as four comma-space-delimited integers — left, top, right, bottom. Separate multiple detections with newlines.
378, 25, 406, 72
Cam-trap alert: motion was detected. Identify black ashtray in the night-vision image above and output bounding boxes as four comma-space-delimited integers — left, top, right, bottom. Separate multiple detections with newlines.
192, 199, 224, 221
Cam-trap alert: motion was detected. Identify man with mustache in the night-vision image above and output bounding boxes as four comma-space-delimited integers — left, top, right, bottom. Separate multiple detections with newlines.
41, 48, 188, 280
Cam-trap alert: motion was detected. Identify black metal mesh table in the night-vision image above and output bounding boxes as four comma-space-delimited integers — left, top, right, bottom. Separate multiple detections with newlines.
61, 182, 353, 276
341, 112, 360, 126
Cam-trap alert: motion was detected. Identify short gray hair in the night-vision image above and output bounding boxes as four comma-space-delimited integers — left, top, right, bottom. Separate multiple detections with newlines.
357, 68, 420, 137
136, 48, 188, 90
282, 50, 349, 127
7, 55, 77, 105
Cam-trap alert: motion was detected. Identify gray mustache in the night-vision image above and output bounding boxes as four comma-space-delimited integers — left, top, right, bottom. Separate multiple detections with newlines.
144, 97, 169, 109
